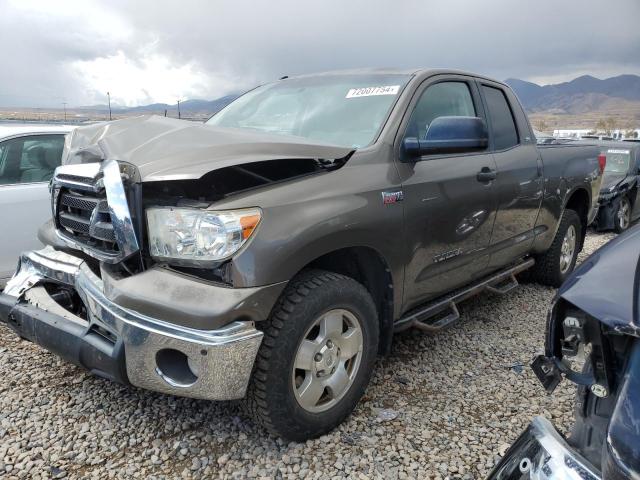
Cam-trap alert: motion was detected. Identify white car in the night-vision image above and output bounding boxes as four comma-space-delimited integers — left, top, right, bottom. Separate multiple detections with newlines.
0, 124, 75, 286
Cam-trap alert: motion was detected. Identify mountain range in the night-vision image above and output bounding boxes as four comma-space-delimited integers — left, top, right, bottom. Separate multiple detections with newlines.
505, 74, 640, 127
117, 74, 640, 126
2, 75, 638, 129
78, 94, 240, 116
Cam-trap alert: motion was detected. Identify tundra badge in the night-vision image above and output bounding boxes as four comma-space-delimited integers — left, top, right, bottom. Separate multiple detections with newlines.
382, 190, 404, 205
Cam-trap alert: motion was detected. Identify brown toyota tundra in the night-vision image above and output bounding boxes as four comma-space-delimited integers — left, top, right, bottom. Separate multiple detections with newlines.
0, 69, 604, 440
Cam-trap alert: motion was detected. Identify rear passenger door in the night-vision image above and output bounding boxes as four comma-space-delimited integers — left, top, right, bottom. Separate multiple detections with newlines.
0, 133, 66, 284
478, 81, 544, 269
395, 76, 499, 312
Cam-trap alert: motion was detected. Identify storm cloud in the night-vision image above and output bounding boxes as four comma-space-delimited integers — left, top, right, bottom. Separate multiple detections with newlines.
1, 0, 639, 107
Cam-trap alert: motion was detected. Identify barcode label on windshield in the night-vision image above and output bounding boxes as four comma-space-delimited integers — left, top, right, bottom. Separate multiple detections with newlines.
346, 85, 400, 98
608, 149, 630, 154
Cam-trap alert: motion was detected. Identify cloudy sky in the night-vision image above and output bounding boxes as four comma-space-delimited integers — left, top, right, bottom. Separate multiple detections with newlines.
1, 0, 639, 108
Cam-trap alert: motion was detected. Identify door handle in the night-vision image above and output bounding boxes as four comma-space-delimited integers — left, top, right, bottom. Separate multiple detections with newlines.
477, 167, 497, 182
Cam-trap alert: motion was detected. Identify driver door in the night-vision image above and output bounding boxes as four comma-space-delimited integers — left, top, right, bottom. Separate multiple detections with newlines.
395, 76, 499, 312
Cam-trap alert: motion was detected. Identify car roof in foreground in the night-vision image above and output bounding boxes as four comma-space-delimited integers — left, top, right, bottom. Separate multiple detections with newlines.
0, 124, 76, 139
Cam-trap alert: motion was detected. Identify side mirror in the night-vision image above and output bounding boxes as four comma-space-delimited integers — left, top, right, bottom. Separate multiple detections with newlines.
402, 116, 488, 160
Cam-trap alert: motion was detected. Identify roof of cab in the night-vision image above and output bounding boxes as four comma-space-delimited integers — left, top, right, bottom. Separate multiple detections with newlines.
281, 68, 506, 85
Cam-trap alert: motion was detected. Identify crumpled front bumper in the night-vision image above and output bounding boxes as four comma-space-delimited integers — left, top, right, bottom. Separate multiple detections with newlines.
594, 194, 621, 231
0, 247, 263, 401
487, 416, 600, 479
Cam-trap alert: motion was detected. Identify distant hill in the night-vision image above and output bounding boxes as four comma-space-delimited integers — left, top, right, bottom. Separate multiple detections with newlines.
506, 75, 640, 115
76, 94, 240, 116
3, 76, 639, 129
506, 74, 640, 130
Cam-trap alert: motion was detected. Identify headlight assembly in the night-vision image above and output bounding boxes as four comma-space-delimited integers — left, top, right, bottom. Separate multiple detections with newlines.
146, 207, 261, 265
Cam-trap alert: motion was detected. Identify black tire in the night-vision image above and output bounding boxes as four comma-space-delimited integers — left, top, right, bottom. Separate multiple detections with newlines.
614, 196, 631, 233
530, 209, 581, 288
244, 269, 379, 441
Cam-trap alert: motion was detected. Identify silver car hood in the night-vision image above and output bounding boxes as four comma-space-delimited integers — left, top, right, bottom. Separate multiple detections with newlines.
64, 115, 354, 182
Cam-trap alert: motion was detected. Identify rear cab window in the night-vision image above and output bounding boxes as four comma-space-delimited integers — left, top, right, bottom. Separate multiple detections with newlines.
481, 86, 519, 150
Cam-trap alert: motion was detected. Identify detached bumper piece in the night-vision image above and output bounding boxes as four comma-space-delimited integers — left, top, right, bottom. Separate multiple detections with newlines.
487, 416, 600, 480
0, 247, 263, 401
594, 196, 620, 231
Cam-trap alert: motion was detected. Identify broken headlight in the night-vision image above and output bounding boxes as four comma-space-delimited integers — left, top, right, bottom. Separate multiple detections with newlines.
146, 207, 261, 265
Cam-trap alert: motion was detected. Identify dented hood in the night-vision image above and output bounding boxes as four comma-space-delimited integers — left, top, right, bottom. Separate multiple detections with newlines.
64, 115, 354, 182
558, 223, 640, 337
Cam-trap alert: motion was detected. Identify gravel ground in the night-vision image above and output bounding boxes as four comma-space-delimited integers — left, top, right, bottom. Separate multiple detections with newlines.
0, 230, 616, 479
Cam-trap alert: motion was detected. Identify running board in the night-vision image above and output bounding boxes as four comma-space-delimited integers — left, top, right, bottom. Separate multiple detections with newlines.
394, 258, 535, 333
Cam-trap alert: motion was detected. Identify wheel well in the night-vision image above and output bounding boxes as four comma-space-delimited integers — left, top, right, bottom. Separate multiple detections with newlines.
304, 247, 394, 355
565, 188, 589, 251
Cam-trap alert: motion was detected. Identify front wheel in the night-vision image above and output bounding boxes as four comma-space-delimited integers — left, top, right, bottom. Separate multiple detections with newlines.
614, 196, 631, 233
245, 269, 378, 441
530, 209, 581, 287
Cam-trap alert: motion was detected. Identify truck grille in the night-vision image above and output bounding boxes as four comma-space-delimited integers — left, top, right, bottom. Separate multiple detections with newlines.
52, 160, 140, 263
58, 190, 117, 248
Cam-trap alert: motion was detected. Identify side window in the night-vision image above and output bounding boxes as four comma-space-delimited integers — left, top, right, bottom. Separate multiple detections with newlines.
405, 82, 476, 141
481, 86, 519, 150
0, 134, 65, 185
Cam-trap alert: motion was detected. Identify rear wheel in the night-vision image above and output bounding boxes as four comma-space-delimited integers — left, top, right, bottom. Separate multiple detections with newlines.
614, 196, 631, 233
530, 209, 581, 287
245, 269, 378, 441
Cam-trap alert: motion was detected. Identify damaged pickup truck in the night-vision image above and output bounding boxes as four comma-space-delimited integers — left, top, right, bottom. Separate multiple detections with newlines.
0, 69, 604, 440
593, 141, 640, 233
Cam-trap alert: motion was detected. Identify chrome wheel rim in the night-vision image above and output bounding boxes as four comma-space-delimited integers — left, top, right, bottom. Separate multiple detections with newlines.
559, 225, 576, 274
292, 309, 363, 413
618, 199, 630, 230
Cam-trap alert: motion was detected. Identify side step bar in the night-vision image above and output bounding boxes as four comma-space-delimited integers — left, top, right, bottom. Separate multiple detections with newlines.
394, 258, 535, 333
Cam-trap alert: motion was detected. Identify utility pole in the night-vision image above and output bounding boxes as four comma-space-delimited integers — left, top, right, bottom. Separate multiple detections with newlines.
177, 99, 181, 119
62, 102, 67, 122
107, 92, 112, 120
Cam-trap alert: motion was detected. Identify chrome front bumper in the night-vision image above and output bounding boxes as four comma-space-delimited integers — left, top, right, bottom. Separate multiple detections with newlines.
487, 416, 601, 479
1, 247, 263, 401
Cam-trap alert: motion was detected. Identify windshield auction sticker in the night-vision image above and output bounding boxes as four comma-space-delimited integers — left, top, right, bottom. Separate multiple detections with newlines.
607, 149, 630, 155
346, 85, 400, 98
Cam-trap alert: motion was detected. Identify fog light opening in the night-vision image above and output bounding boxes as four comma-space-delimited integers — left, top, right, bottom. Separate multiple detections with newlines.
155, 348, 198, 387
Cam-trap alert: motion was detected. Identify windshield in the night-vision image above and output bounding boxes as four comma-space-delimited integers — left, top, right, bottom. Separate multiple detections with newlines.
603, 148, 631, 174
206, 74, 411, 148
